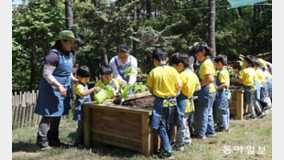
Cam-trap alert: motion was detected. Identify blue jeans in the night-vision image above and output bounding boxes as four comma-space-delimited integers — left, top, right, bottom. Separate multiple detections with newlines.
260, 82, 268, 101
188, 111, 195, 134
243, 85, 254, 105
254, 82, 261, 100
176, 113, 191, 146
214, 92, 230, 129
74, 120, 84, 146
158, 107, 175, 151
195, 86, 216, 137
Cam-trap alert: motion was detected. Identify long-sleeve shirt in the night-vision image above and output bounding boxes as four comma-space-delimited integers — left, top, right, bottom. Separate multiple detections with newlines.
109, 55, 137, 85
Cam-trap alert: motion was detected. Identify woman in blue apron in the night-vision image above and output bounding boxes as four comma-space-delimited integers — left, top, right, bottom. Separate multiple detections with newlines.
191, 42, 217, 139
109, 44, 138, 95
35, 30, 79, 150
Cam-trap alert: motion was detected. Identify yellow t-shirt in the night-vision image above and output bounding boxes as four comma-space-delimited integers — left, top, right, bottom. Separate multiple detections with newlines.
239, 67, 261, 86
95, 78, 120, 90
218, 69, 230, 88
198, 58, 216, 93
180, 69, 200, 113
146, 65, 181, 98
255, 68, 267, 83
75, 83, 85, 97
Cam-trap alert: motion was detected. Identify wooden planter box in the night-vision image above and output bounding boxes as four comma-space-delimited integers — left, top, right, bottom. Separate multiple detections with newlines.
83, 101, 160, 157
229, 89, 246, 120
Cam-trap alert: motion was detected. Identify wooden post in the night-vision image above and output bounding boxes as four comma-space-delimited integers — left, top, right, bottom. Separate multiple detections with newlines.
12, 94, 16, 125
152, 129, 160, 153
14, 106, 19, 128
141, 114, 152, 156
84, 105, 92, 148
18, 106, 23, 128
236, 90, 244, 120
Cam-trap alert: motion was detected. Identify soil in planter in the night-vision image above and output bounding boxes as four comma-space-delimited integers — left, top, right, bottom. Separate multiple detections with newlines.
122, 95, 155, 108
229, 82, 243, 90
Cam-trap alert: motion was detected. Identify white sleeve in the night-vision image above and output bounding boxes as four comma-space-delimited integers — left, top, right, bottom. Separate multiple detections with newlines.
188, 56, 195, 71
128, 56, 138, 85
43, 64, 56, 84
109, 57, 127, 84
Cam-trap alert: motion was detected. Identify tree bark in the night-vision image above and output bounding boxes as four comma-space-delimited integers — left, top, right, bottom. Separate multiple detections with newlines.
208, 0, 216, 57
65, 0, 73, 30
100, 28, 108, 65
146, 0, 151, 19
30, 33, 37, 91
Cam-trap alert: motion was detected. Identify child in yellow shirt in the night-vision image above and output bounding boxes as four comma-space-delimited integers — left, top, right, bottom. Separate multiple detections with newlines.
233, 55, 265, 119
213, 54, 230, 132
95, 65, 120, 98
73, 66, 100, 147
171, 52, 201, 151
146, 48, 182, 159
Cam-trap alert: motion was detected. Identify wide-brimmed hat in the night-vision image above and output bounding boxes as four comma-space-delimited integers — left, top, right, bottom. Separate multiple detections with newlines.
53, 30, 78, 41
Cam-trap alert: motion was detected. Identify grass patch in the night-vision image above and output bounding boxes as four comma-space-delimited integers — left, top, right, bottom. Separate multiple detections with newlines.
12, 111, 272, 160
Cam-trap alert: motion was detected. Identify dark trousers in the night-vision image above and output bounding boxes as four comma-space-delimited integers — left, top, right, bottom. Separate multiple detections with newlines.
36, 116, 61, 147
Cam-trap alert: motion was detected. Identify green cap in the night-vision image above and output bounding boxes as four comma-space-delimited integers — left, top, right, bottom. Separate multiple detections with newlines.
53, 30, 78, 41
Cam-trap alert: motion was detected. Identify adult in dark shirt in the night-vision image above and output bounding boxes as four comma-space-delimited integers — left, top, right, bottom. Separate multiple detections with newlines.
35, 30, 79, 150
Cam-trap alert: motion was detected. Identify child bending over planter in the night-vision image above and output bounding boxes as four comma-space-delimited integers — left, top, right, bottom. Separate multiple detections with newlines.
73, 66, 101, 148
213, 54, 231, 132
94, 65, 120, 103
171, 52, 201, 152
146, 48, 182, 159
231, 55, 265, 120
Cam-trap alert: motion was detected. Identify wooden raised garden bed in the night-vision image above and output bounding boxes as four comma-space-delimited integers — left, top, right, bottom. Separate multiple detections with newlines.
229, 88, 246, 120
83, 93, 160, 157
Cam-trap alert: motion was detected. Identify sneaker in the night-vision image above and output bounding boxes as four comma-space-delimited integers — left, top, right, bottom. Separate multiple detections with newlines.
36, 144, 52, 151
216, 127, 225, 132
206, 133, 216, 137
172, 144, 184, 151
159, 151, 174, 159
258, 112, 266, 118
192, 135, 206, 139
247, 116, 257, 120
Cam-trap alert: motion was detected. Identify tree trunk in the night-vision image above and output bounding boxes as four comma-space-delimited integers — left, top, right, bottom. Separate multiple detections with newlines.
133, 3, 137, 53
208, 0, 216, 57
146, 0, 151, 19
65, 0, 73, 30
252, 5, 257, 55
100, 28, 108, 65
30, 33, 37, 91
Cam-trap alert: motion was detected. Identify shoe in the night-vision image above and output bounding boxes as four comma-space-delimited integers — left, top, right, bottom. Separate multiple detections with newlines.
159, 151, 174, 159
172, 144, 184, 151
216, 127, 225, 132
192, 135, 206, 139
36, 144, 52, 151
206, 133, 216, 137
225, 127, 230, 133
247, 116, 257, 120
258, 112, 266, 118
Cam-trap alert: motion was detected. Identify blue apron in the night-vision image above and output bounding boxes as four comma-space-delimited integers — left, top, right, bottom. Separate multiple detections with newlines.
101, 79, 117, 90
265, 77, 272, 95
176, 67, 194, 127
195, 57, 216, 137
115, 56, 132, 94
73, 83, 91, 121
35, 49, 74, 116
150, 63, 177, 129
215, 68, 230, 109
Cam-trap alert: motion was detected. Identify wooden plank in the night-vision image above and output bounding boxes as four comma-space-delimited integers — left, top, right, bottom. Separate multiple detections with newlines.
141, 114, 152, 156
84, 103, 152, 116
18, 106, 23, 128
13, 106, 19, 128
236, 90, 244, 120
21, 106, 26, 128
172, 126, 177, 143
84, 106, 92, 147
92, 129, 141, 143
92, 132, 141, 152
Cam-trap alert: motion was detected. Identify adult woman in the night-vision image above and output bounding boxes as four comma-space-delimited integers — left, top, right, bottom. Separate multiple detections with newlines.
35, 30, 78, 150
192, 42, 217, 139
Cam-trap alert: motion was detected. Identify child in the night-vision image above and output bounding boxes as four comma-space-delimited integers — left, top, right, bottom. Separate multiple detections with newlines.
73, 66, 100, 147
232, 55, 265, 119
253, 59, 268, 102
213, 54, 230, 132
171, 52, 201, 151
95, 65, 120, 96
146, 48, 182, 159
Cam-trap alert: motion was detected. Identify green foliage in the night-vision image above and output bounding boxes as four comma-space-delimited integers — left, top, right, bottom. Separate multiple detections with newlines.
12, 0, 272, 92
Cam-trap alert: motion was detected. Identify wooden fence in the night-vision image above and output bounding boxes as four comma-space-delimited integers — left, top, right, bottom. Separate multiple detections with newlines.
12, 90, 42, 128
